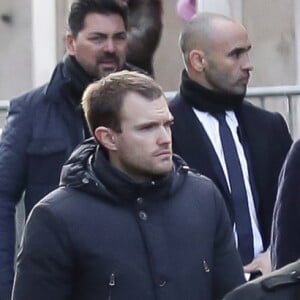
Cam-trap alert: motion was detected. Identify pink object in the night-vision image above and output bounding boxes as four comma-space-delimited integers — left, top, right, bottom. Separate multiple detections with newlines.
177, 0, 196, 21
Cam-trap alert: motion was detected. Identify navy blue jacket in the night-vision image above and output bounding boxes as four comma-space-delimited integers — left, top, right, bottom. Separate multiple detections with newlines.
0, 62, 85, 299
12, 139, 245, 300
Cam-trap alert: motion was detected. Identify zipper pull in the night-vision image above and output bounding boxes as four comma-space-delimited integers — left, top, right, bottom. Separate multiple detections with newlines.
109, 273, 116, 286
203, 260, 210, 273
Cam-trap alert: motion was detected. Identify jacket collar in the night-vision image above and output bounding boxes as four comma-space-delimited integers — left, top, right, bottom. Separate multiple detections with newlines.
180, 70, 244, 113
42, 55, 95, 106
60, 138, 190, 203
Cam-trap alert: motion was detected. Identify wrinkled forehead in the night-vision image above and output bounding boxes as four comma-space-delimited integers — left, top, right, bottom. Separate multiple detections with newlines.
120, 93, 171, 123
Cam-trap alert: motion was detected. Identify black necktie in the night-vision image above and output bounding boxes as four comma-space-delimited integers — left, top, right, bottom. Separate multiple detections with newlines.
214, 112, 254, 264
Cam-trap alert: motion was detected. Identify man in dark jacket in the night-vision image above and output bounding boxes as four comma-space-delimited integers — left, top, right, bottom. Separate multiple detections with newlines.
223, 259, 300, 300
271, 140, 300, 269
12, 71, 245, 300
169, 12, 292, 277
0, 1, 144, 298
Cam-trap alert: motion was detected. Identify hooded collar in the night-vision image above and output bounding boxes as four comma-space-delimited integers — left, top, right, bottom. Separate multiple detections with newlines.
60, 138, 189, 203
92, 146, 173, 202
179, 70, 244, 113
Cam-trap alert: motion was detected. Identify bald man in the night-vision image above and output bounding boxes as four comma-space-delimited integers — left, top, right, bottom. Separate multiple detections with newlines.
169, 12, 292, 277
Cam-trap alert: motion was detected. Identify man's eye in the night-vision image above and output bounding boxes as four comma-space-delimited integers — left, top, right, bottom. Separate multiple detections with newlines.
114, 34, 127, 41
165, 121, 174, 128
141, 125, 154, 130
231, 49, 245, 58
89, 36, 105, 43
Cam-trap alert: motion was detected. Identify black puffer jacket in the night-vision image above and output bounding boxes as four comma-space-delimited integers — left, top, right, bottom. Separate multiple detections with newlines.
13, 139, 245, 300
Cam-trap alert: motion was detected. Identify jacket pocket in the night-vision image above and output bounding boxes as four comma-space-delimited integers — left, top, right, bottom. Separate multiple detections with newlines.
26, 138, 68, 184
27, 138, 67, 155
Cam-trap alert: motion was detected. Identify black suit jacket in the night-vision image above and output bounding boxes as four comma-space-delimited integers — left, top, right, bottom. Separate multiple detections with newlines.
169, 93, 292, 249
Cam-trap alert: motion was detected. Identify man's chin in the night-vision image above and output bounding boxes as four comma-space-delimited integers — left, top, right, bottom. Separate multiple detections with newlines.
98, 67, 119, 78
232, 87, 247, 97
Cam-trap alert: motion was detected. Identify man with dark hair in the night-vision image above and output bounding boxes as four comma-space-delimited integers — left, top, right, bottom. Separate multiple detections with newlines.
169, 12, 292, 277
12, 70, 244, 300
0, 1, 143, 298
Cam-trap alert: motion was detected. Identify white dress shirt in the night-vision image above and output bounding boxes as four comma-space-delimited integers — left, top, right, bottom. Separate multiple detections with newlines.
193, 108, 264, 259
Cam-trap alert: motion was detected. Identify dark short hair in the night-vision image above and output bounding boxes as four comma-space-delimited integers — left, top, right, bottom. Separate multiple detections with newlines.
82, 70, 164, 135
68, 0, 128, 37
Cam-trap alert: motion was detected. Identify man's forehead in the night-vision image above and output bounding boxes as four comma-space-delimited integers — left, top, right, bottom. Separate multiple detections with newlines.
121, 93, 169, 118
82, 12, 126, 32
208, 20, 251, 48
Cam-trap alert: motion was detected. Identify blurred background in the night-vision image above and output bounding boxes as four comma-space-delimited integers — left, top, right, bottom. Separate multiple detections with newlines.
1, 0, 300, 136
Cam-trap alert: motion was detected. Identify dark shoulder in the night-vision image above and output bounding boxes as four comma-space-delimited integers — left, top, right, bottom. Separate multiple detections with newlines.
242, 100, 284, 121
10, 63, 66, 110
41, 185, 86, 202
33, 187, 89, 218
124, 63, 149, 76
279, 139, 300, 179
288, 139, 300, 156
168, 93, 182, 108
168, 93, 188, 120
183, 168, 223, 202
10, 84, 47, 108
224, 260, 300, 300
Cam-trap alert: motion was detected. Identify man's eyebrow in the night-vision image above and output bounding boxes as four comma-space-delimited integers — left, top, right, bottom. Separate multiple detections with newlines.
228, 45, 252, 55
88, 31, 126, 36
88, 32, 107, 37
134, 121, 157, 129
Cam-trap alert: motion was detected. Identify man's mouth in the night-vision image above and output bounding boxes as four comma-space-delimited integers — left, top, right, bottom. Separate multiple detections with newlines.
239, 74, 250, 84
153, 150, 172, 157
98, 56, 119, 70
99, 60, 117, 68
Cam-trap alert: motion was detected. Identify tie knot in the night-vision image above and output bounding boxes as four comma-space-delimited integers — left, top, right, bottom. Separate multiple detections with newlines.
212, 112, 226, 123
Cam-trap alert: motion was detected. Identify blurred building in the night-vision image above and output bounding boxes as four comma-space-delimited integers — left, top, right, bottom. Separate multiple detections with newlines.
0, 0, 299, 107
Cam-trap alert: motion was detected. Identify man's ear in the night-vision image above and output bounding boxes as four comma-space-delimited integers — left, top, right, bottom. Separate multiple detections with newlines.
189, 50, 206, 72
65, 33, 76, 55
94, 127, 118, 151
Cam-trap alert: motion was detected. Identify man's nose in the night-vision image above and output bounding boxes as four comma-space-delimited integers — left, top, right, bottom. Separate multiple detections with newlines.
158, 127, 172, 145
104, 39, 116, 52
242, 54, 253, 71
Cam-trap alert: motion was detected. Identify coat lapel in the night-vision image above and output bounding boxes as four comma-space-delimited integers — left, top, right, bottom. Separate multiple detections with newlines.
236, 103, 267, 210
170, 96, 233, 215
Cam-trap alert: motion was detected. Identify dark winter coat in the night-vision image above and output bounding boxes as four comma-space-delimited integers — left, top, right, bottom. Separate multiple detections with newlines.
13, 139, 245, 300
0, 61, 86, 300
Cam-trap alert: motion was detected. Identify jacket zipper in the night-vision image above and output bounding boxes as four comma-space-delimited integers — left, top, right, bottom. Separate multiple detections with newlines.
108, 272, 116, 300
